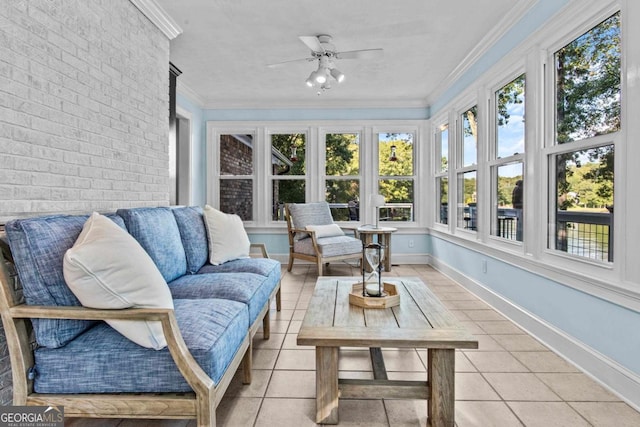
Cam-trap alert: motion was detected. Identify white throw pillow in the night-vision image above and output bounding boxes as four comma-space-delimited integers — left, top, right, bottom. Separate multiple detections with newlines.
63, 212, 174, 350
203, 205, 251, 265
305, 224, 345, 238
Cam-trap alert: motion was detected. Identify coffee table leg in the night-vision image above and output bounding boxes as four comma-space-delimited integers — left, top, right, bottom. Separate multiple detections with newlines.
316, 346, 339, 424
427, 348, 455, 427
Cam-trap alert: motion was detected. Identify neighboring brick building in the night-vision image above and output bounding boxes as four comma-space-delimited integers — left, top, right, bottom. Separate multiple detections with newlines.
0, 0, 172, 403
219, 134, 253, 220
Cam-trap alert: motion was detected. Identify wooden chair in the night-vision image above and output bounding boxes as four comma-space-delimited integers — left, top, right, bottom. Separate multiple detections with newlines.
285, 202, 363, 275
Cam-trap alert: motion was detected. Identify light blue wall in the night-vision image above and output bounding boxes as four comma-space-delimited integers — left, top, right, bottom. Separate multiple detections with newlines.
429, 235, 640, 376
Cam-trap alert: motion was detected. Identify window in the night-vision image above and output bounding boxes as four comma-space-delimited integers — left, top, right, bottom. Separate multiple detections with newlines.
270, 133, 306, 221
493, 74, 525, 242
549, 12, 619, 262
219, 134, 254, 220
434, 123, 449, 225
325, 133, 360, 221
457, 106, 478, 231
378, 132, 415, 222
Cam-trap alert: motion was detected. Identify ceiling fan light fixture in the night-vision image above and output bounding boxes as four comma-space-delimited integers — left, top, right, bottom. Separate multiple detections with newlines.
330, 67, 345, 83
315, 69, 327, 84
305, 73, 315, 87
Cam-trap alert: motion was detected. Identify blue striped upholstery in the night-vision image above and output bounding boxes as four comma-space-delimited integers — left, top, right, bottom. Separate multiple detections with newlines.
293, 235, 363, 257
33, 299, 249, 392
169, 272, 278, 325
5, 214, 126, 348
117, 207, 187, 282
171, 206, 209, 274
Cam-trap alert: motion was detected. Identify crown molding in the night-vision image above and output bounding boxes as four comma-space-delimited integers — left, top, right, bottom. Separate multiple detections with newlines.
425, 0, 537, 107
199, 97, 430, 110
130, 0, 182, 39
177, 80, 206, 108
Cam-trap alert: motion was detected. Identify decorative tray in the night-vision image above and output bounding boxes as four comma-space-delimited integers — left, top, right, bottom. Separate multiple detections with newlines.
349, 282, 400, 309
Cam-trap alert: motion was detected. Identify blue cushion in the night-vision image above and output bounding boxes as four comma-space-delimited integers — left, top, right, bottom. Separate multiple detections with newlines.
32, 299, 249, 392
171, 206, 208, 274
5, 214, 126, 348
169, 273, 278, 325
197, 257, 280, 277
117, 207, 187, 282
287, 201, 334, 241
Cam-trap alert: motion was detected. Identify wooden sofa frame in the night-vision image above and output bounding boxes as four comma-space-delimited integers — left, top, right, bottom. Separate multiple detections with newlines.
0, 238, 281, 427
284, 204, 363, 275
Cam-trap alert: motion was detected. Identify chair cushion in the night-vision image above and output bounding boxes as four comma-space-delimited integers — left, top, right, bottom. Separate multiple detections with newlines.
32, 299, 249, 393
287, 201, 334, 241
172, 206, 208, 274
306, 224, 345, 238
294, 235, 363, 258
169, 272, 278, 325
117, 207, 187, 282
63, 212, 174, 350
197, 257, 280, 278
203, 205, 250, 265
5, 214, 126, 348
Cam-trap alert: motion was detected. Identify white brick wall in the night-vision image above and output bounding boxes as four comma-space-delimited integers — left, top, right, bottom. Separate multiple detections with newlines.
0, 0, 172, 403
0, 0, 171, 223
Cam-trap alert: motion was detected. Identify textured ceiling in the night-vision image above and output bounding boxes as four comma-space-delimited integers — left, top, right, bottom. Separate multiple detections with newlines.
155, 0, 525, 109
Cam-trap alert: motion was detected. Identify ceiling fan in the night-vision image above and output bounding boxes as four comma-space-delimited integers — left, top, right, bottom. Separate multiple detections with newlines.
268, 35, 383, 92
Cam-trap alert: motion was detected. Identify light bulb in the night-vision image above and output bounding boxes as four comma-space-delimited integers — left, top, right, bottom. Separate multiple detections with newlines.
330, 68, 345, 83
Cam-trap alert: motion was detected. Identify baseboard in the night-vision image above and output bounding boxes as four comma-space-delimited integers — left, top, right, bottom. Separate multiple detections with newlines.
428, 255, 640, 412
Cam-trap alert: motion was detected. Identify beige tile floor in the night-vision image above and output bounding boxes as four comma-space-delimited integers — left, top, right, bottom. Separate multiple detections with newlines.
67, 264, 640, 426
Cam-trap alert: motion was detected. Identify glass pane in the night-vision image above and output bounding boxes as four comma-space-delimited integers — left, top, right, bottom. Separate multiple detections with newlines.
495, 163, 523, 241
462, 106, 478, 167
436, 176, 448, 225
553, 145, 614, 261
326, 133, 359, 176
272, 179, 305, 221
271, 133, 306, 175
496, 74, 525, 158
457, 171, 477, 230
379, 133, 414, 176
220, 134, 253, 175
378, 179, 414, 222
325, 179, 359, 221
437, 124, 449, 172
220, 179, 252, 220
555, 13, 620, 144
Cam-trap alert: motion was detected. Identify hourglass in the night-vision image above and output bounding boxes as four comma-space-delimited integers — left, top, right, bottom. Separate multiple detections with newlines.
363, 243, 384, 297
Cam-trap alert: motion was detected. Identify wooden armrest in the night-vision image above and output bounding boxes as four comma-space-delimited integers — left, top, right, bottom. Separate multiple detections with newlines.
10, 304, 174, 322
250, 242, 270, 258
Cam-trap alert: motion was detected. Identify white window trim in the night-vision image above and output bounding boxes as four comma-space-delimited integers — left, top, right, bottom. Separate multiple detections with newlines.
428, 1, 640, 309
207, 120, 427, 232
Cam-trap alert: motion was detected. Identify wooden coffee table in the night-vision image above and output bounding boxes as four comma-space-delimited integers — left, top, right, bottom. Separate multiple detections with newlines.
297, 277, 478, 426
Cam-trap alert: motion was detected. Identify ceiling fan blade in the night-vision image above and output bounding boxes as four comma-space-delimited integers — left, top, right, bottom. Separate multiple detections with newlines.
299, 35, 324, 53
335, 48, 384, 60
267, 57, 316, 68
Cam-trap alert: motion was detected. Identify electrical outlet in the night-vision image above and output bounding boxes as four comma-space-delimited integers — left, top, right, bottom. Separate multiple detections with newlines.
408, 239, 414, 248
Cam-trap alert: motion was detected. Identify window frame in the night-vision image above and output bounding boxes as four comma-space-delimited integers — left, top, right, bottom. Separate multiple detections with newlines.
455, 103, 480, 235
433, 118, 450, 230
488, 72, 527, 246
539, 9, 621, 275
206, 121, 425, 231
374, 129, 419, 224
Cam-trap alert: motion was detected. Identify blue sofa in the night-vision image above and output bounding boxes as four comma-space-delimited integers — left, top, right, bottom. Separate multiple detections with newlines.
0, 206, 281, 426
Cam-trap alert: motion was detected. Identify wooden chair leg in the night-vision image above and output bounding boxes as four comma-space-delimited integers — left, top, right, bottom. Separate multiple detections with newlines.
287, 253, 294, 271
262, 308, 270, 340
317, 258, 323, 276
276, 288, 282, 311
242, 341, 252, 385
